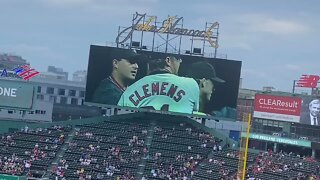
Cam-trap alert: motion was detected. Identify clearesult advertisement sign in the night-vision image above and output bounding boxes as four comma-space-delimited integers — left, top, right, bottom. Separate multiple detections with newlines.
0, 79, 34, 109
253, 94, 302, 123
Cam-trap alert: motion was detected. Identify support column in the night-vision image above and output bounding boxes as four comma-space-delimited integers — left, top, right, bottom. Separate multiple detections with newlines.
312, 149, 316, 158
273, 143, 277, 153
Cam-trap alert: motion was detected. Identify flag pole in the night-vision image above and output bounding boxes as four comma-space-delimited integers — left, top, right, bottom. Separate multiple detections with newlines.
292, 80, 296, 94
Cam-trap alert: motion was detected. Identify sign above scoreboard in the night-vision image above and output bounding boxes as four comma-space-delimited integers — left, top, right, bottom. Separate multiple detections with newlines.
116, 12, 219, 48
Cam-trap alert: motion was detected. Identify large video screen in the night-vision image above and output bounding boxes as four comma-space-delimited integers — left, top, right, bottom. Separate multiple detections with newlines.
300, 96, 320, 126
85, 45, 241, 117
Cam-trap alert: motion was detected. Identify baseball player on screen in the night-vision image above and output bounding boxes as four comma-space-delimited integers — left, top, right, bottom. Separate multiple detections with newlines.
187, 61, 225, 115
117, 55, 200, 114
92, 49, 141, 105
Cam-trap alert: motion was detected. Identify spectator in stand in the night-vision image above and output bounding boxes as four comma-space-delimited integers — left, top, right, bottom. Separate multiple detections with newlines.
213, 144, 217, 151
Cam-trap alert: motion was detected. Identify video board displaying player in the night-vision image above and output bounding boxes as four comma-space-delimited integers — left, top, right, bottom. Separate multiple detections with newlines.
186, 61, 225, 115
85, 45, 241, 117
91, 49, 141, 105
117, 56, 200, 114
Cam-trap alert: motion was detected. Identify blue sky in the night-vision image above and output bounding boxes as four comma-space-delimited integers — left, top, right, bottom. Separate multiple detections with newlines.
0, 0, 319, 92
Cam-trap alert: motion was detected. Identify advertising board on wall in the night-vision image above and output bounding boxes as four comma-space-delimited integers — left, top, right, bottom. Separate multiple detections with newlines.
241, 132, 311, 148
0, 174, 19, 180
253, 94, 302, 123
0, 79, 34, 109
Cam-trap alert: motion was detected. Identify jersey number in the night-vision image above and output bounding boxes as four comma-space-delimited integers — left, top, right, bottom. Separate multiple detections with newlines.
142, 104, 169, 111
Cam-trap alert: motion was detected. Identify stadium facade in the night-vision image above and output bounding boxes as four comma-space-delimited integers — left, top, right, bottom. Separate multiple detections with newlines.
237, 88, 320, 159
0, 70, 101, 122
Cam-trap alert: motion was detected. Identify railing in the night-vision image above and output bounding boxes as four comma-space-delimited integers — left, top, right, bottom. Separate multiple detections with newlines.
104, 41, 228, 59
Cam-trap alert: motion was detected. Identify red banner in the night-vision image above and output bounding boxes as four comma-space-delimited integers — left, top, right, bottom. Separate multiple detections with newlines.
296, 75, 320, 88
254, 94, 302, 122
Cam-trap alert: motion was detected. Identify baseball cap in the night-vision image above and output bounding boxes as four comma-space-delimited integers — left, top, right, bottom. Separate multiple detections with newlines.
114, 49, 146, 64
189, 61, 225, 83
148, 54, 182, 69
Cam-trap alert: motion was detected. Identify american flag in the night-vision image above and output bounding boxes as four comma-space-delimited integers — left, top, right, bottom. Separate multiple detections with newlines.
12, 65, 40, 80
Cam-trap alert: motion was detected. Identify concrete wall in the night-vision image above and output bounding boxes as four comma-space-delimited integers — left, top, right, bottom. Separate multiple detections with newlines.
0, 100, 53, 122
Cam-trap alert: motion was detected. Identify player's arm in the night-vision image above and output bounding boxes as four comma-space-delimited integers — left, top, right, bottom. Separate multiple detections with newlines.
188, 78, 200, 112
92, 83, 120, 105
193, 111, 206, 116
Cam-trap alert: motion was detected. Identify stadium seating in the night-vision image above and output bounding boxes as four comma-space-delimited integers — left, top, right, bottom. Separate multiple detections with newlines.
51, 117, 225, 179
1, 114, 320, 180
0, 126, 71, 177
246, 151, 320, 179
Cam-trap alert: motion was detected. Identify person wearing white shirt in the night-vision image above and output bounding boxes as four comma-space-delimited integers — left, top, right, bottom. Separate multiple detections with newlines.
310, 113, 319, 126
301, 99, 320, 126
213, 145, 217, 151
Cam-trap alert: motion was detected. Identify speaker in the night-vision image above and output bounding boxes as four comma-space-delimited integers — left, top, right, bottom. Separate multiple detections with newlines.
193, 48, 201, 54
131, 41, 140, 47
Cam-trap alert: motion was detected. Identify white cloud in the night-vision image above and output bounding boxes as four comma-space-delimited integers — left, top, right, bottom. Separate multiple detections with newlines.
221, 40, 252, 51
231, 42, 252, 50
238, 14, 311, 35
220, 32, 254, 51
242, 68, 268, 79
41, 0, 91, 7
285, 64, 301, 71
251, 19, 310, 35
8, 44, 65, 60
39, 0, 158, 14
0, 44, 67, 72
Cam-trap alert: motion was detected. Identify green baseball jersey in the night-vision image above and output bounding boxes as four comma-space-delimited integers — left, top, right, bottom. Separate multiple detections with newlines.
92, 77, 124, 105
117, 73, 200, 114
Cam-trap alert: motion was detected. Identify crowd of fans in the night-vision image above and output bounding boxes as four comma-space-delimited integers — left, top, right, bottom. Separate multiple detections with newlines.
0, 125, 69, 178
148, 154, 202, 179
50, 122, 149, 179
2, 120, 320, 180
192, 149, 240, 180
193, 149, 320, 180
144, 122, 224, 179
47, 120, 226, 179
247, 150, 320, 180
0, 154, 25, 175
